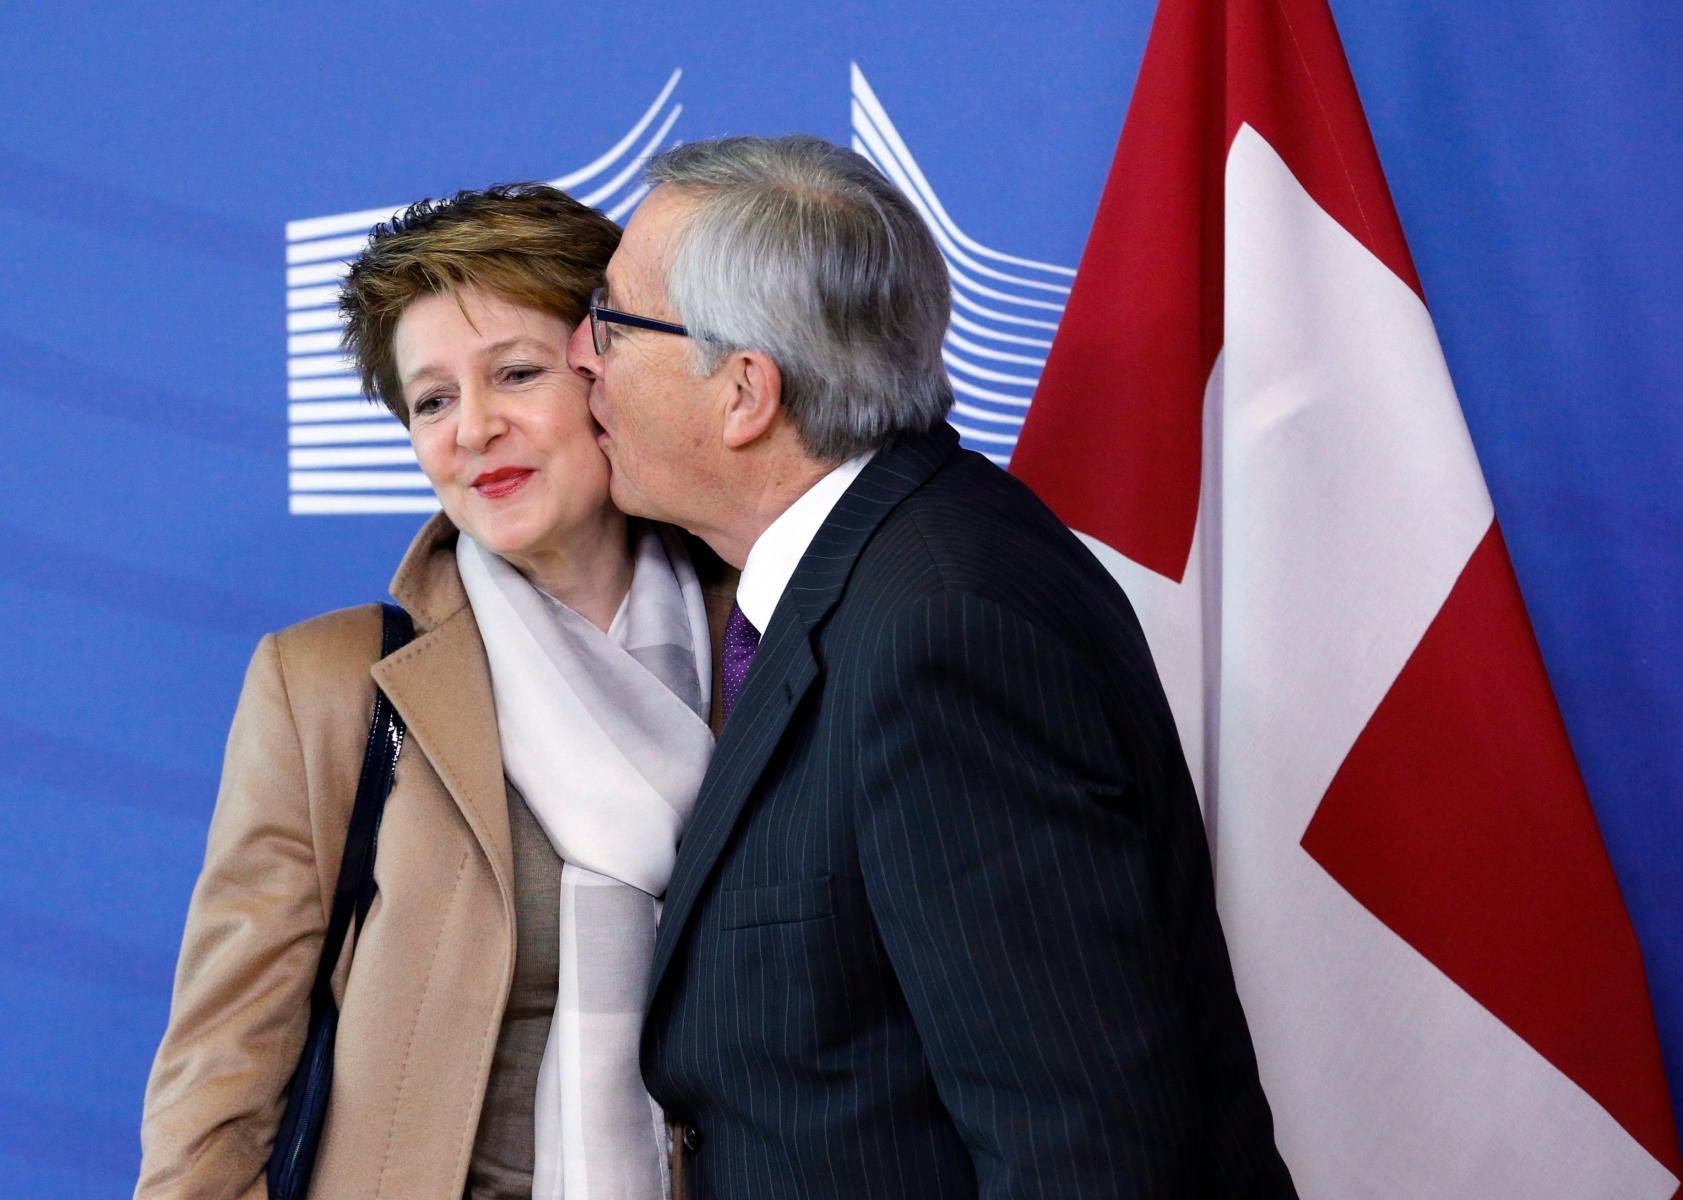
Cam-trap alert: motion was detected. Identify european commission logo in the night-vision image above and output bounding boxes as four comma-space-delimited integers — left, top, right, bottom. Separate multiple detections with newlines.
283, 70, 683, 515
283, 65, 1069, 514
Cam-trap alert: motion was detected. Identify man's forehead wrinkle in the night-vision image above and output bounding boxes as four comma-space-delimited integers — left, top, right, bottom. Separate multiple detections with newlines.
610, 263, 654, 322
612, 188, 693, 321
604, 251, 647, 314
652, 191, 699, 293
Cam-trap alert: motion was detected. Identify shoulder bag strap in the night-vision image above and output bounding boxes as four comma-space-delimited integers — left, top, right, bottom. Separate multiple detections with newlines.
307, 602, 415, 1012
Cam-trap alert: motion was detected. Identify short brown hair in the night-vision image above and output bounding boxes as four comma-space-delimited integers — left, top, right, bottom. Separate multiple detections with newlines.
339, 183, 621, 422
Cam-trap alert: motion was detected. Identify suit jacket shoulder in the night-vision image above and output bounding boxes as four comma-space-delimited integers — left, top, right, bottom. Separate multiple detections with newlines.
839, 448, 1166, 711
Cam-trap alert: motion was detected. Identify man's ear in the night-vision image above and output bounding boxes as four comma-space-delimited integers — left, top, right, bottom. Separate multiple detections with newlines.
719, 350, 783, 450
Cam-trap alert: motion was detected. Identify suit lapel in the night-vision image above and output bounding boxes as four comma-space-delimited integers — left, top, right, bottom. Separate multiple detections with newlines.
649, 425, 959, 998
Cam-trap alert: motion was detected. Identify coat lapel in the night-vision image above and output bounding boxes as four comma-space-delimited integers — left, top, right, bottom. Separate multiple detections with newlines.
373, 514, 515, 910
648, 425, 959, 999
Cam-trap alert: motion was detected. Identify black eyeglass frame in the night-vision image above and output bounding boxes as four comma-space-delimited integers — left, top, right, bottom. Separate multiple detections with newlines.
588, 287, 691, 355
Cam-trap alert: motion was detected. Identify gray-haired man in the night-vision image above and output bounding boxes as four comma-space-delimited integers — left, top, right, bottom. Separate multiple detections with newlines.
567, 135, 1294, 1200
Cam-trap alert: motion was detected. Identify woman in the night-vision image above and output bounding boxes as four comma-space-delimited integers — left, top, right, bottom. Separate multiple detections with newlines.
136, 185, 734, 1200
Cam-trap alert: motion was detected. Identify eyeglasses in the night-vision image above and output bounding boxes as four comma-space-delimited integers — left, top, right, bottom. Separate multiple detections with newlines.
588, 287, 692, 356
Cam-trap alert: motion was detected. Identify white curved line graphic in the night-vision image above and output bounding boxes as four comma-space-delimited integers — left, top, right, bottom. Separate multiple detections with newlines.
950, 289, 1061, 330
944, 260, 1066, 312
577, 102, 683, 208
945, 330, 1047, 366
947, 309, 1054, 348
851, 107, 1070, 296
851, 64, 1076, 278
950, 401, 1027, 430
552, 68, 682, 192
950, 376, 1035, 408
851, 115, 1071, 297
942, 349, 1040, 388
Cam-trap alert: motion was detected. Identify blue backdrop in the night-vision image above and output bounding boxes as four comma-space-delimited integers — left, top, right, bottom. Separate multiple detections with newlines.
1, 2, 1678, 1194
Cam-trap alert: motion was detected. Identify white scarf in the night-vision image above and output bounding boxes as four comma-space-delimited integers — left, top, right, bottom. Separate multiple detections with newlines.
456, 523, 714, 1200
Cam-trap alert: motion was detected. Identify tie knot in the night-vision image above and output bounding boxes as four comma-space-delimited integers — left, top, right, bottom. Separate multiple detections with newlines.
720, 603, 761, 722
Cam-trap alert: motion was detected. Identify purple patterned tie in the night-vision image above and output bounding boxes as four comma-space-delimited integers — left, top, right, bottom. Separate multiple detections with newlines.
720, 602, 761, 722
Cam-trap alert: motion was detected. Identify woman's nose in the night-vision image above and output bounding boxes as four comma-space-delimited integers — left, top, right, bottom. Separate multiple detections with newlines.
455, 381, 507, 453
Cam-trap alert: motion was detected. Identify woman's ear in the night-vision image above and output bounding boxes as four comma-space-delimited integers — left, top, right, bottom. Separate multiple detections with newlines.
719, 350, 784, 450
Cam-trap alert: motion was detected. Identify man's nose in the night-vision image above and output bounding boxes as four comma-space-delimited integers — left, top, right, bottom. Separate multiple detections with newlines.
455, 380, 507, 453
566, 318, 602, 382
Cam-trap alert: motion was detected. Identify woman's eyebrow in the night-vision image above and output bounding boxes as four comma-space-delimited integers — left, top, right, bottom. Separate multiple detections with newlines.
483, 336, 558, 357
401, 336, 561, 390
401, 360, 450, 388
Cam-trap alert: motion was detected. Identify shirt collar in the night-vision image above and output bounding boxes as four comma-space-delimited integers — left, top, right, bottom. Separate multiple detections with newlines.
735, 450, 876, 633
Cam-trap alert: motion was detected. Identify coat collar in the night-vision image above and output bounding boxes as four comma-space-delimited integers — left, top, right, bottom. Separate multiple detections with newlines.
388, 511, 473, 634
647, 424, 959, 1001
372, 513, 514, 909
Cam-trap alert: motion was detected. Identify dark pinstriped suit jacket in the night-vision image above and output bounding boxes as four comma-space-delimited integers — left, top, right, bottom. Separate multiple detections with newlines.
644, 424, 1295, 1199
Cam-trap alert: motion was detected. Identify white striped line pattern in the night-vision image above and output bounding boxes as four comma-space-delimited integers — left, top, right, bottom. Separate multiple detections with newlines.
850, 64, 1073, 466
284, 69, 684, 515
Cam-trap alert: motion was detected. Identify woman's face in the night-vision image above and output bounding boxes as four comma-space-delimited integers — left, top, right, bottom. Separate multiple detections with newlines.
397, 286, 614, 566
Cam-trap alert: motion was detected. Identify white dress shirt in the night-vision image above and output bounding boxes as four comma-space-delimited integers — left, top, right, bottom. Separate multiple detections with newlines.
734, 451, 876, 633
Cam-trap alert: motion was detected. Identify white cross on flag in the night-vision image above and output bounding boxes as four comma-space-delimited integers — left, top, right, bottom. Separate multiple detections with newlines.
1010, 0, 1682, 1193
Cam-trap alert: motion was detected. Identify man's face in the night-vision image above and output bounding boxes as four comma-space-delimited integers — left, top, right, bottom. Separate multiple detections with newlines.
567, 186, 724, 528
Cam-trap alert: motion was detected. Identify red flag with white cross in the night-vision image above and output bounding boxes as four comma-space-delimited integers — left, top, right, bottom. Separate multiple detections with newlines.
1010, 0, 1682, 1193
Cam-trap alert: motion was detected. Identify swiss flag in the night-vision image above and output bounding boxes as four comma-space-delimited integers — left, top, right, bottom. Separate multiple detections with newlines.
1010, 0, 1683, 1194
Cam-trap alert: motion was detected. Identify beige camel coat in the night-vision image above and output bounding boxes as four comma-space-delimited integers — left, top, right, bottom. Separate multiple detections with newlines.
136, 514, 734, 1200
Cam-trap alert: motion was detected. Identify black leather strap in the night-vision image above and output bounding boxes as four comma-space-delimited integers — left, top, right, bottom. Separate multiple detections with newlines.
269, 602, 415, 1200
309, 603, 413, 1011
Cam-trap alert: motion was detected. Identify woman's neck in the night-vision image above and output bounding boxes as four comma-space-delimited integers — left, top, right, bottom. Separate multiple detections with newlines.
503, 509, 635, 633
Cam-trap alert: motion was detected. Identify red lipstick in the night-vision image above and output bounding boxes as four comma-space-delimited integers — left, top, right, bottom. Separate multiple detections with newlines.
471, 466, 534, 500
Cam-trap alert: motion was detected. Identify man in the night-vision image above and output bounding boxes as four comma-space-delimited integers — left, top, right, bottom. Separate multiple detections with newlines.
567, 135, 1295, 1199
